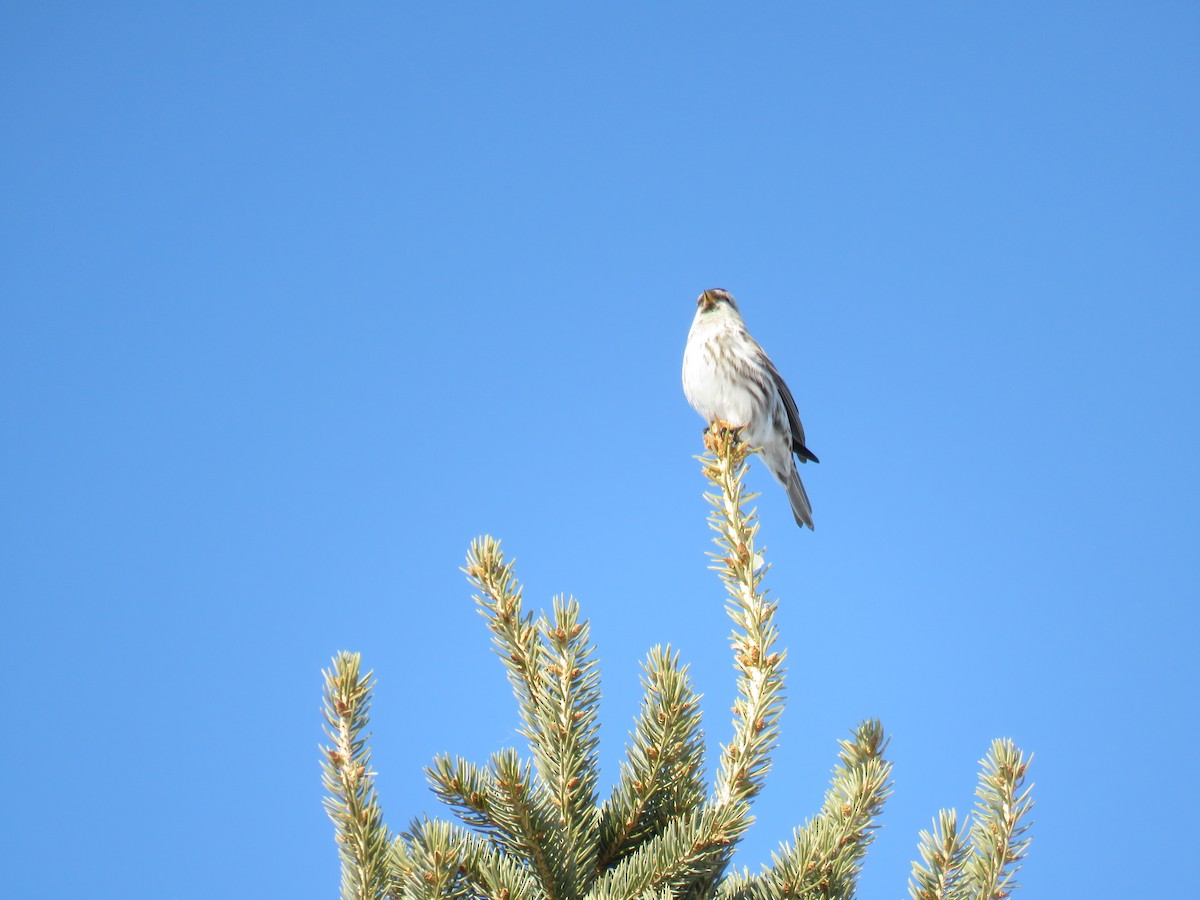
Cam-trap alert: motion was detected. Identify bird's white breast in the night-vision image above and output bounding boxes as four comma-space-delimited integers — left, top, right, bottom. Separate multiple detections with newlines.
682, 311, 760, 431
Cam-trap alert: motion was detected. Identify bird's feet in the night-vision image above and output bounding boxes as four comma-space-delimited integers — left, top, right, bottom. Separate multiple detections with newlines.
706, 419, 744, 439
704, 419, 747, 453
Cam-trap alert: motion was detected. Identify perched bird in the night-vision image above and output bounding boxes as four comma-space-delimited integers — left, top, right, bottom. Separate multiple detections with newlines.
682, 288, 820, 529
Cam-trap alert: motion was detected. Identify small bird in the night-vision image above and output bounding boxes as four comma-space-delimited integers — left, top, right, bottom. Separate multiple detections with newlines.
682, 288, 820, 529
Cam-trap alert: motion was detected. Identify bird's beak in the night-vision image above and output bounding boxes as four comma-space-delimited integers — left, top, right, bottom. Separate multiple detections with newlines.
699, 290, 716, 311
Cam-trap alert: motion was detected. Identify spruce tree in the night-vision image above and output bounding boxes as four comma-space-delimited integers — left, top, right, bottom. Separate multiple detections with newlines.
320, 426, 1034, 899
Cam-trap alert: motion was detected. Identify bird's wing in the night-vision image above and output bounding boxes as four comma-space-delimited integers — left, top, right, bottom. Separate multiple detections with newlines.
763, 351, 820, 464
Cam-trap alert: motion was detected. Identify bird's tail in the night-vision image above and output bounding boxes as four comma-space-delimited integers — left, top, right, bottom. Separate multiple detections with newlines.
786, 466, 815, 531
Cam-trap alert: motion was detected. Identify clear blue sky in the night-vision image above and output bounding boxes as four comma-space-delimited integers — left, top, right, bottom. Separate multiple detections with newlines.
3, 3, 1197, 897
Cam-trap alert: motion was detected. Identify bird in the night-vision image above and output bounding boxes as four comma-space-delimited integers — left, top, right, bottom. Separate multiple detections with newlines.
682, 288, 820, 530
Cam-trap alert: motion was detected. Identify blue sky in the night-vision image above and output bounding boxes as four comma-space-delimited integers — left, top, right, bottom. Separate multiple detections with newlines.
3, 3, 1197, 897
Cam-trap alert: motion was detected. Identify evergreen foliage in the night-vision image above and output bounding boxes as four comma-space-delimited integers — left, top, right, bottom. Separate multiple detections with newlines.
319, 425, 1035, 899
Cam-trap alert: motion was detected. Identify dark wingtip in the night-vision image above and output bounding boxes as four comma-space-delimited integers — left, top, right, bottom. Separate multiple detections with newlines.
796, 445, 820, 464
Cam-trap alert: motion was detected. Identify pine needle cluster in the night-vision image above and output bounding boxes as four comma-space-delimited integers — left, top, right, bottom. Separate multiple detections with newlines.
319, 424, 1035, 899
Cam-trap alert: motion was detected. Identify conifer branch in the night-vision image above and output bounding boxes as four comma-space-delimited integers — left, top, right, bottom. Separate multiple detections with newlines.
398, 818, 471, 899
721, 720, 892, 900
702, 424, 787, 813
965, 740, 1034, 900
486, 748, 565, 899
457, 827, 548, 900
320, 429, 1037, 900
390, 837, 415, 894
534, 595, 602, 893
596, 646, 707, 872
466, 538, 604, 898
907, 810, 970, 900
399, 817, 550, 900
427, 755, 497, 836
908, 740, 1034, 900
588, 803, 750, 900
466, 537, 546, 734
321, 652, 394, 900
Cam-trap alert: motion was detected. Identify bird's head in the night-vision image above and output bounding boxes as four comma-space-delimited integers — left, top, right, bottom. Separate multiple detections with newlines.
697, 288, 739, 314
